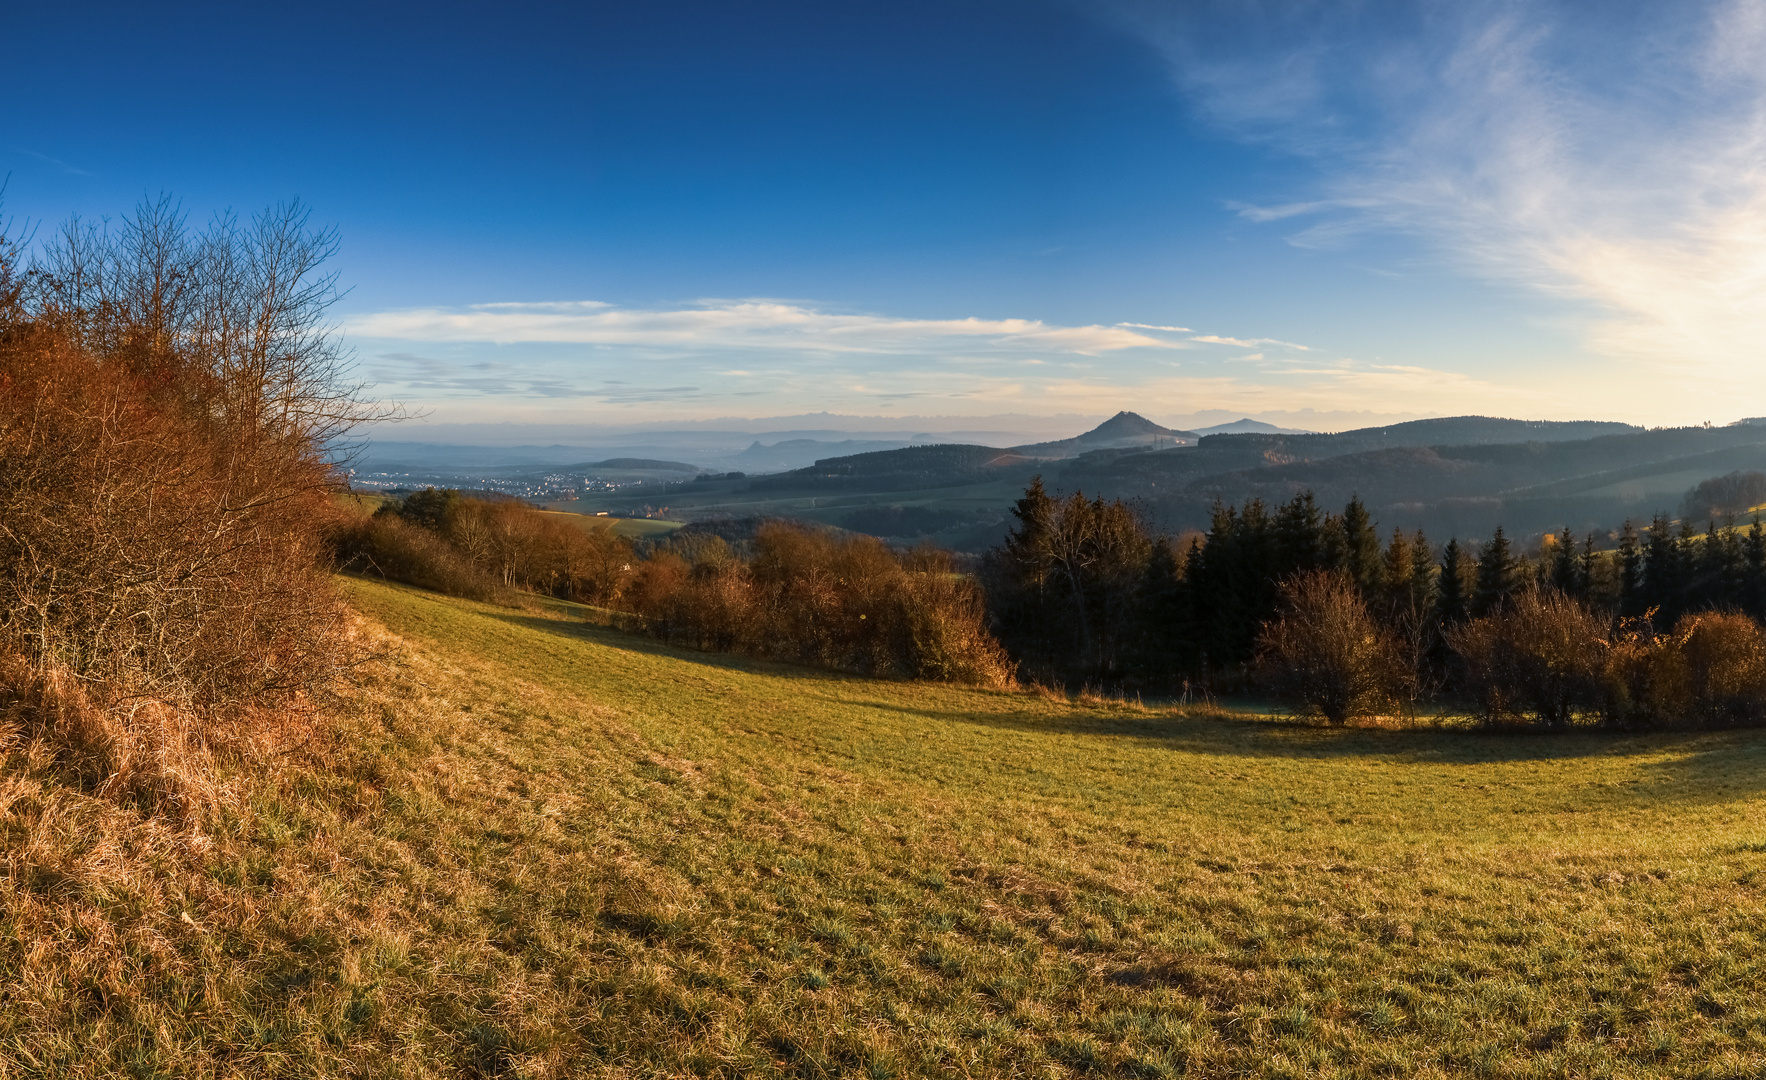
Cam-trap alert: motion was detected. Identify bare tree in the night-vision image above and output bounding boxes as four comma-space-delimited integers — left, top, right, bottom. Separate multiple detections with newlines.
0, 194, 394, 807
1256, 572, 1411, 725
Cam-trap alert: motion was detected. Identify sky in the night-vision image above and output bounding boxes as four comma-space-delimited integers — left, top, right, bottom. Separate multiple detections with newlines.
5, 0, 1764, 432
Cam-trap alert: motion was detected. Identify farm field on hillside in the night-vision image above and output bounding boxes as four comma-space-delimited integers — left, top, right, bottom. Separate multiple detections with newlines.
6, 578, 1765, 1078
536, 507, 685, 539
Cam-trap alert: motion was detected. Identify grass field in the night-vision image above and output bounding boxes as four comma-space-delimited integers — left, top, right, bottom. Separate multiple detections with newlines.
5, 578, 1766, 1077
549, 476, 1029, 543
536, 507, 685, 540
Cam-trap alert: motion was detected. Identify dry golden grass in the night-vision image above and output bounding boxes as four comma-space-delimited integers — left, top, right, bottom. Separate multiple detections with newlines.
3, 576, 1765, 1077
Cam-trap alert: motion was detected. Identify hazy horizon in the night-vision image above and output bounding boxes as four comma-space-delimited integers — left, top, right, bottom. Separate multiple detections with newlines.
365, 406, 1424, 446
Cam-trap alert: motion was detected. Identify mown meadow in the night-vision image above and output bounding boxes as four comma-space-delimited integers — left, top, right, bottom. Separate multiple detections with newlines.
6, 575, 1764, 1078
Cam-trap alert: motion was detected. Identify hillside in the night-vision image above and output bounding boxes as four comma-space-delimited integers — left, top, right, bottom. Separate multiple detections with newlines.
1065, 421, 1766, 540
746, 443, 1037, 495
12, 576, 1766, 1076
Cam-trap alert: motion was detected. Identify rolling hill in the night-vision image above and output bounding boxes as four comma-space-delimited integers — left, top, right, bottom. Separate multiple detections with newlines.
543, 413, 1766, 551
17, 576, 1765, 1076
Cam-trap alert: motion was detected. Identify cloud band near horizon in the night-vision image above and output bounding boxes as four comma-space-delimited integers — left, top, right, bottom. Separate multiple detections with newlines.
346, 297, 1542, 423
347, 300, 1195, 356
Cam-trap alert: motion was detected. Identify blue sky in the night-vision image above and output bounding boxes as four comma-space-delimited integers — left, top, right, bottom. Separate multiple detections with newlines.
6, 0, 1763, 430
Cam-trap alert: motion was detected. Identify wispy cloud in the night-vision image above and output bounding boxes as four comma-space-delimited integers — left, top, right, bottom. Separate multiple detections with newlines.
357, 296, 1534, 422
1117, 321, 1195, 333
17, 148, 93, 177
349, 299, 1180, 356
370, 351, 709, 403
1189, 334, 1310, 350
1116, 0, 1766, 398
1224, 198, 1375, 223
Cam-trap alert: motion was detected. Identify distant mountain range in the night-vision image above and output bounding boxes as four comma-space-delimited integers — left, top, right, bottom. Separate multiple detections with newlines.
1191, 417, 1313, 436
360, 411, 1766, 554
665, 412, 1766, 550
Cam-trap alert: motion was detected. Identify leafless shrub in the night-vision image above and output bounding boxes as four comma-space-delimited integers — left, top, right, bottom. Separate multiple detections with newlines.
356, 489, 633, 606
1254, 571, 1411, 725
621, 522, 1012, 686
1677, 612, 1766, 726
1604, 611, 1766, 728
1448, 588, 1608, 729
0, 197, 380, 811
331, 513, 512, 604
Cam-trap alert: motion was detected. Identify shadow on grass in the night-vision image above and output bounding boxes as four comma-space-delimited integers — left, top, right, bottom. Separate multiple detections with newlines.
830, 693, 1766, 772
376, 581, 1766, 802
480, 610, 869, 683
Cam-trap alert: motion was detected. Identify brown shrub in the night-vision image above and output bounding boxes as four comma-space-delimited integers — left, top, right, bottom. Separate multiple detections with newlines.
894, 570, 1014, 686
331, 513, 512, 603
1448, 588, 1608, 728
365, 491, 633, 605
1604, 611, 1766, 729
0, 198, 370, 811
1255, 571, 1411, 724
1678, 612, 1766, 726
619, 522, 1011, 686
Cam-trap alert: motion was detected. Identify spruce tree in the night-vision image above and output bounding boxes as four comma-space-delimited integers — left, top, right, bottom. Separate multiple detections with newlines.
1747, 515, 1766, 620
1341, 495, 1381, 598
1236, 498, 1278, 648
1409, 530, 1436, 615
982, 476, 1061, 677
1436, 538, 1470, 625
1189, 501, 1244, 677
1471, 527, 1515, 617
1319, 511, 1348, 575
1381, 526, 1414, 615
1618, 521, 1644, 618
1001, 475, 1056, 578
1137, 536, 1191, 683
1579, 532, 1599, 606
1641, 514, 1681, 624
1550, 526, 1580, 596
1698, 518, 1743, 614
1273, 492, 1326, 575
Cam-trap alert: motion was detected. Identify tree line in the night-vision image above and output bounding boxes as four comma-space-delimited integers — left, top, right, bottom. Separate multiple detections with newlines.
349, 476, 1766, 729
337, 493, 1012, 687
981, 477, 1766, 727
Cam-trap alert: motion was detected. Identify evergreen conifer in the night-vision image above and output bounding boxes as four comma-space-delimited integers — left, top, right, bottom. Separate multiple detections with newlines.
1341, 496, 1381, 598
1437, 539, 1470, 625
1471, 527, 1515, 617
1550, 527, 1580, 596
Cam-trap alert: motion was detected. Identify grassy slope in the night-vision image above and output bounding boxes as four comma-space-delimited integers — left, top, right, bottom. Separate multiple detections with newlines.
534, 507, 683, 540
339, 492, 679, 539
6, 578, 1766, 1078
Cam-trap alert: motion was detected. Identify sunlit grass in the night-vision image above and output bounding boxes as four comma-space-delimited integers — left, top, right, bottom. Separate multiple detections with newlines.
4, 575, 1764, 1076
537, 506, 684, 539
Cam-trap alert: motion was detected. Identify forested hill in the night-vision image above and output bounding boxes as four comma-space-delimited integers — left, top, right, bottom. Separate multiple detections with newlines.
1068, 421, 1766, 541
745, 443, 1034, 494
1290, 415, 1638, 450
551, 414, 1766, 553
